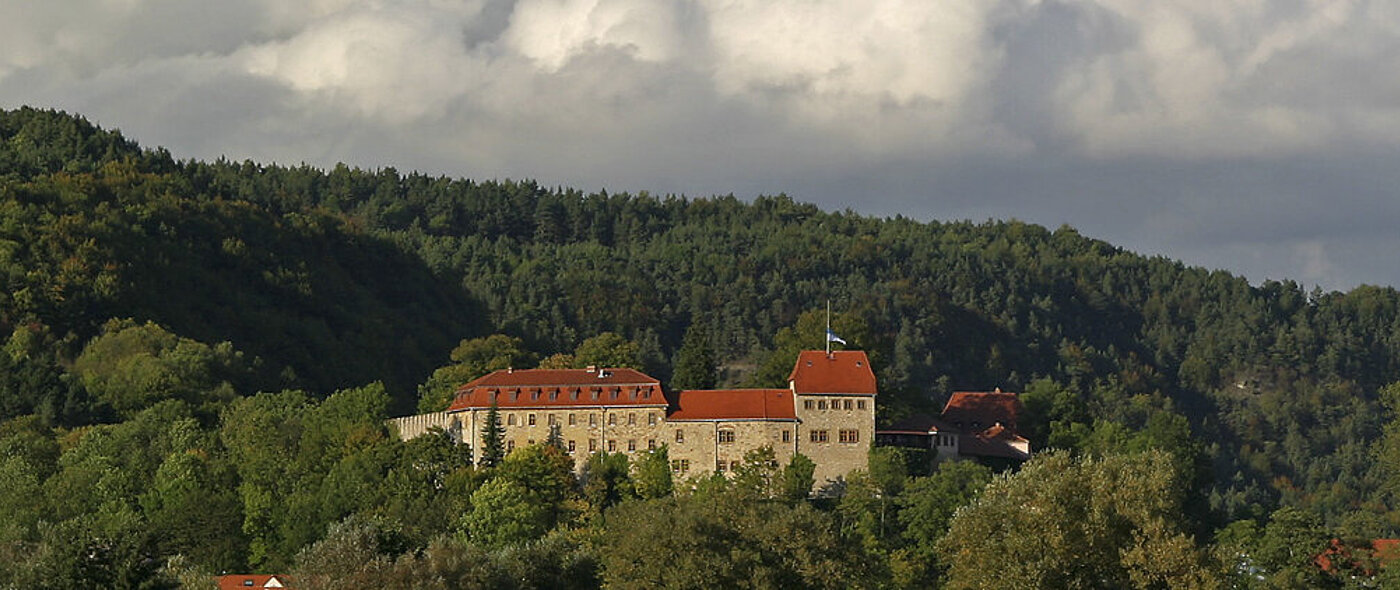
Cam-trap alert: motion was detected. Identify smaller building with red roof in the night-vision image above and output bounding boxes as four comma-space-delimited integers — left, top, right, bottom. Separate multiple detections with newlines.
876, 388, 1031, 463
216, 574, 290, 590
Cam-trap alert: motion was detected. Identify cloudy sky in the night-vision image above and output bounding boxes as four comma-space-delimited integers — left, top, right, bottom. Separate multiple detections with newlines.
3, 0, 1398, 291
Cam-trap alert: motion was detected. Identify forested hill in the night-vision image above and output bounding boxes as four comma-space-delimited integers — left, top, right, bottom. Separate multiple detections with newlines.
5, 106, 1400, 529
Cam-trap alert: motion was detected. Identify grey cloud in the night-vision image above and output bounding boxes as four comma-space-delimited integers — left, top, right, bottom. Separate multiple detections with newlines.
1, 0, 1398, 291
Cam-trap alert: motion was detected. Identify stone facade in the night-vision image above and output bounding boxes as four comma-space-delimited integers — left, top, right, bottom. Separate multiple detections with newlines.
665, 419, 798, 479
793, 393, 876, 488
460, 405, 669, 470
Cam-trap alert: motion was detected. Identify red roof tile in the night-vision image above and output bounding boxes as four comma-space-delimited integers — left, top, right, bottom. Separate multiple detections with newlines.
1317, 539, 1400, 575
667, 389, 797, 421
216, 575, 290, 590
447, 368, 664, 412
788, 350, 877, 395
941, 391, 1024, 435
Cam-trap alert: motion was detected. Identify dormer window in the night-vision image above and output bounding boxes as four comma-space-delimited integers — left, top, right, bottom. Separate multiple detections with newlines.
549, 391, 558, 401
571, 390, 579, 401
531, 391, 540, 401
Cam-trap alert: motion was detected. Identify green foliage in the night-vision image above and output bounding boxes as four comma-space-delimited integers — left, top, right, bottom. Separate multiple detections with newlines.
938, 450, 1222, 589
599, 492, 876, 589
572, 332, 641, 369
462, 478, 553, 550
583, 451, 634, 513
749, 310, 872, 388
632, 446, 673, 500
780, 453, 816, 501
480, 402, 504, 468
671, 321, 717, 390
74, 318, 245, 417
418, 334, 536, 413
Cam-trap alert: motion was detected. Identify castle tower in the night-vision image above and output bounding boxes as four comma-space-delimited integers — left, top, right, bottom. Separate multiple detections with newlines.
789, 350, 878, 488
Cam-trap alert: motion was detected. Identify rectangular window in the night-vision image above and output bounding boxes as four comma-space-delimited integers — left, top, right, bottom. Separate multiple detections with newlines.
844, 400, 853, 410
508, 440, 516, 451
716, 461, 727, 473
548, 414, 558, 426
782, 430, 791, 443
839, 429, 860, 444
648, 439, 656, 450
608, 414, 617, 426
628, 439, 637, 452
676, 429, 685, 443
507, 414, 516, 426
568, 440, 576, 453
718, 430, 735, 444
810, 430, 828, 443
589, 439, 598, 452
671, 459, 691, 474
628, 413, 636, 426
817, 400, 827, 410
590, 414, 597, 427
608, 439, 617, 452
804, 400, 814, 410
528, 439, 535, 445
857, 400, 866, 410
568, 413, 576, 426
648, 413, 658, 425
528, 414, 536, 426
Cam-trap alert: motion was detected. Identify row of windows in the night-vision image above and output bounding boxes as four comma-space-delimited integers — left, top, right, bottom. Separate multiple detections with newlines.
808, 429, 861, 443
802, 398, 867, 411
504, 438, 658, 453
502, 412, 660, 427
489, 387, 656, 403
673, 429, 795, 444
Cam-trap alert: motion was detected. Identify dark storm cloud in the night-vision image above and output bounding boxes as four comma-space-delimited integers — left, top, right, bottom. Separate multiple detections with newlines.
2, 0, 1397, 290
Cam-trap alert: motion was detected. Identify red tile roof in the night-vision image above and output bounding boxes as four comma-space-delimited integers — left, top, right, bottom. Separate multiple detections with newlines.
788, 350, 878, 395
216, 575, 290, 590
667, 389, 797, 421
1317, 539, 1400, 575
942, 391, 1024, 434
447, 368, 664, 412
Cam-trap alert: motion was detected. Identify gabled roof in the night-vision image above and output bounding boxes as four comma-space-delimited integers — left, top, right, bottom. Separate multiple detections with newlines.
447, 368, 665, 412
667, 389, 797, 421
216, 575, 290, 590
941, 391, 1024, 434
788, 350, 877, 395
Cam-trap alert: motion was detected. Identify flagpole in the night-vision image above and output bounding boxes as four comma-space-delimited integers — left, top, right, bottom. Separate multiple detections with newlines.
826, 300, 831, 356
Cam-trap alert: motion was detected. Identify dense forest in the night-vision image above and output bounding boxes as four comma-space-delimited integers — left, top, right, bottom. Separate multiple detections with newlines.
5, 106, 1400, 587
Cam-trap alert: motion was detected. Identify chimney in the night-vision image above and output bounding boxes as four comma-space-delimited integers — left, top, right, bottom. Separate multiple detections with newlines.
507, 367, 513, 374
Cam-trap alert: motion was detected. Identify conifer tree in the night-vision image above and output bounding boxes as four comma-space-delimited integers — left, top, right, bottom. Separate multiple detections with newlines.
481, 402, 504, 468
671, 321, 717, 390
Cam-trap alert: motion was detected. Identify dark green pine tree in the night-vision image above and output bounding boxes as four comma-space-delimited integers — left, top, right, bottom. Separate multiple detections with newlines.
546, 423, 565, 450
671, 321, 717, 390
481, 402, 505, 468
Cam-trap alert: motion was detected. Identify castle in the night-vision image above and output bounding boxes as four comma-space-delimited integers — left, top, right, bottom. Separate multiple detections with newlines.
392, 350, 877, 487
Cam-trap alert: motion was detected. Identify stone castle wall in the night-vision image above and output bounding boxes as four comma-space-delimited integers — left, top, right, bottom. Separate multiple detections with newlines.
793, 393, 876, 489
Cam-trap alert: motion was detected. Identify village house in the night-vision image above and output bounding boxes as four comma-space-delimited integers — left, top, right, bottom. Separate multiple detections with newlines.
215, 574, 290, 590
391, 350, 877, 488
875, 388, 1031, 463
